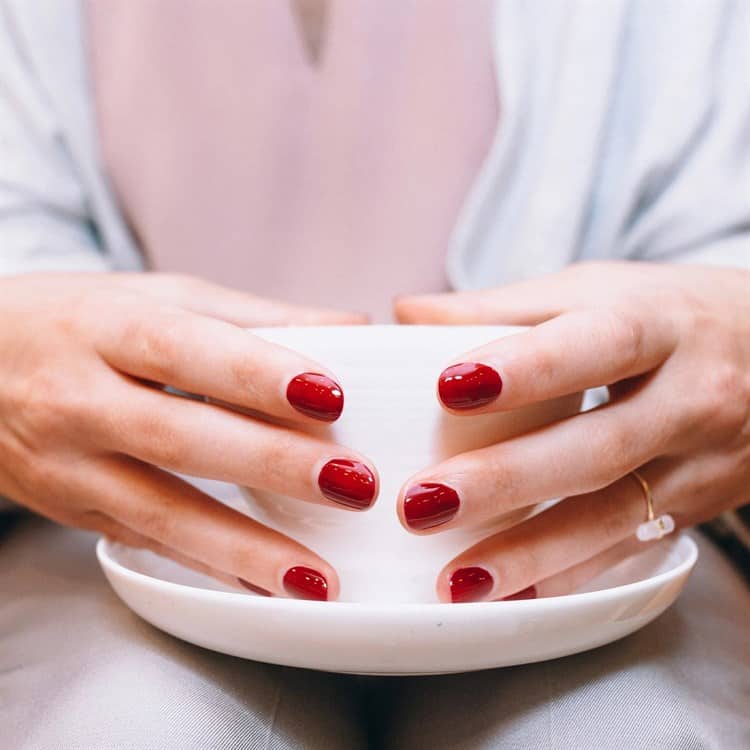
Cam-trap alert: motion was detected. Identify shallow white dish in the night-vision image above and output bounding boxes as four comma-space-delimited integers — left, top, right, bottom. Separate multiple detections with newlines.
98, 534, 697, 675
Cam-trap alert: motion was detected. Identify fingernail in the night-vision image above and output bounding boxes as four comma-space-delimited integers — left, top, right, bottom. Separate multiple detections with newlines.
438, 362, 502, 410
502, 585, 537, 601
449, 567, 494, 603
237, 578, 272, 597
318, 459, 376, 510
286, 373, 344, 422
403, 482, 460, 530
283, 566, 328, 601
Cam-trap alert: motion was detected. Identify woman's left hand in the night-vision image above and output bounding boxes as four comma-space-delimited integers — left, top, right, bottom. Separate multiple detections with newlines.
395, 262, 750, 602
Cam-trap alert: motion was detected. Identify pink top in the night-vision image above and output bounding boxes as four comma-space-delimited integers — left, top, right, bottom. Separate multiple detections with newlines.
86, 1, 498, 321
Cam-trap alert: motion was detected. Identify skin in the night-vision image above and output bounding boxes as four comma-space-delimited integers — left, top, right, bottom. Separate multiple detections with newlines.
0, 272, 379, 600
2, 263, 748, 603
395, 261, 750, 602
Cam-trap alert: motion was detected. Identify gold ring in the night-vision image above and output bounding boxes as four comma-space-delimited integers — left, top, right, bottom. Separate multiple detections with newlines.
629, 470, 675, 542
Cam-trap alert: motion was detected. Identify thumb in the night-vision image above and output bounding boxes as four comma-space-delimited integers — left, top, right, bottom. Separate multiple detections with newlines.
114, 273, 370, 327
395, 262, 640, 325
394, 286, 561, 326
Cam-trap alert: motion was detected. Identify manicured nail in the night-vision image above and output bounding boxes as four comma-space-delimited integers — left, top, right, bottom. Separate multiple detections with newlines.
318, 459, 376, 510
502, 585, 537, 601
286, 373, 343, 422
237, 578, 272, 597
403, 482, 460, 530
283, 566, 328, 601
438, 362, 502, 410
450, 567, 494, 603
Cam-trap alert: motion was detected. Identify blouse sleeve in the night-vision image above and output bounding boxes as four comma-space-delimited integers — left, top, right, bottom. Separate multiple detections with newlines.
0, 1, 109, 275
622, 0, 750, 270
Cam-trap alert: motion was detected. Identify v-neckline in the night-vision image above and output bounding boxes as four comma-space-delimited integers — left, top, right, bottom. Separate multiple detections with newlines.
290, 0, 329, 68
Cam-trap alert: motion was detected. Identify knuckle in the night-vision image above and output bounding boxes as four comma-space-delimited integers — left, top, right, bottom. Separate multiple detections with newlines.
122, 309, 184, 381
74, 287, 144, 339
69, 508, 112, 534
482, 454, 523, 506
501, 543, 544, 587
134, 412, 185, 467
700, 363, 750, 435
18, 458, 55, 498
17, 456, 71, 506
256, 431, 300, 485
130, 503, 174, 541
671, 287, 713, 335
227, 544, 262, 578
49, 289, 101, 338
17, 369, 91, 448
672, 285, 700, 317
591, 422, 632, 487
229, 356, 264, 402
598, 492, 634, 541
70, 287, 111, 322
523, 348, 556, 389
602, 308, 646, 374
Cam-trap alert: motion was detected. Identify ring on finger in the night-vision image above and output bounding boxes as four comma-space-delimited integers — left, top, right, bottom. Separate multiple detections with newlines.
630, 470, 675, 542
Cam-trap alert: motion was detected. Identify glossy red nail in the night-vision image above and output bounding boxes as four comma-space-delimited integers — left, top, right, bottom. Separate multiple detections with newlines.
502, 585, 537, 601
438, 362, 502, 410
318, 459, 376, 510
403, 482, 460, 530
237, 578, 272, 597
450, 567, 494, 603
287, 373, 343, 422
283, 566, 328, 601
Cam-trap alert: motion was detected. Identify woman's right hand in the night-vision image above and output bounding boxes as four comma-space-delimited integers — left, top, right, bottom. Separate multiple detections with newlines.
0, 272, 378, 600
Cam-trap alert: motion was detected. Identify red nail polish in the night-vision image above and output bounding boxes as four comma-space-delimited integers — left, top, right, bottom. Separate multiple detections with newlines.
318, 459, 376, 510
283, 566, 328, 601
502, 585, 537, 601
403, 482, 460, 530
238, 578, 272, 597
438, 362, 502, 410
450, 567, 494, 603
286, 373, 343, 422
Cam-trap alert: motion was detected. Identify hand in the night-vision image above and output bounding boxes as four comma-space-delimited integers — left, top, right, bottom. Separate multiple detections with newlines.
395, 262, 750, 602
0, 272, 377, 601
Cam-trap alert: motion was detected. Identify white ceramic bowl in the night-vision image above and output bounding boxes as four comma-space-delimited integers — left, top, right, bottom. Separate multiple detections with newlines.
242, 326, 581, 603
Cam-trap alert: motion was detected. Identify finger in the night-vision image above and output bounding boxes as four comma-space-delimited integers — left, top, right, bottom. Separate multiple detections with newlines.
111, 273, 369, 327
76, 454, 341, 600
395, 290, 557, 326
435, 308, 677, 413
79, 510, 246, 589
436, 462, 673, 602
394, 262, 652, 326
94, 301, 347, 423
95, 381, 378, 511
394, 268, 597, 326
398, 389, 675, 533
533, 536, 650, 598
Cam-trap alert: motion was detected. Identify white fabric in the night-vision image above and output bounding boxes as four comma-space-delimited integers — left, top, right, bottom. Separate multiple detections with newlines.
1, 0, 748, 284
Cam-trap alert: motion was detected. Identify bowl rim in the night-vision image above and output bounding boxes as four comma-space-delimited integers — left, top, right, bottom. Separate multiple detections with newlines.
97, 533, 698, 614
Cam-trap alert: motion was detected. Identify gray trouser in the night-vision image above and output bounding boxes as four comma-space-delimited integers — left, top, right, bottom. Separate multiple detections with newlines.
1, 515, 749, 750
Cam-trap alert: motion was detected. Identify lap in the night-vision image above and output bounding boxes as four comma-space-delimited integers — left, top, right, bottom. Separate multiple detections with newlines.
371, 533, 750, 750
3, 516, 748, 750
0, 515, 366, 750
